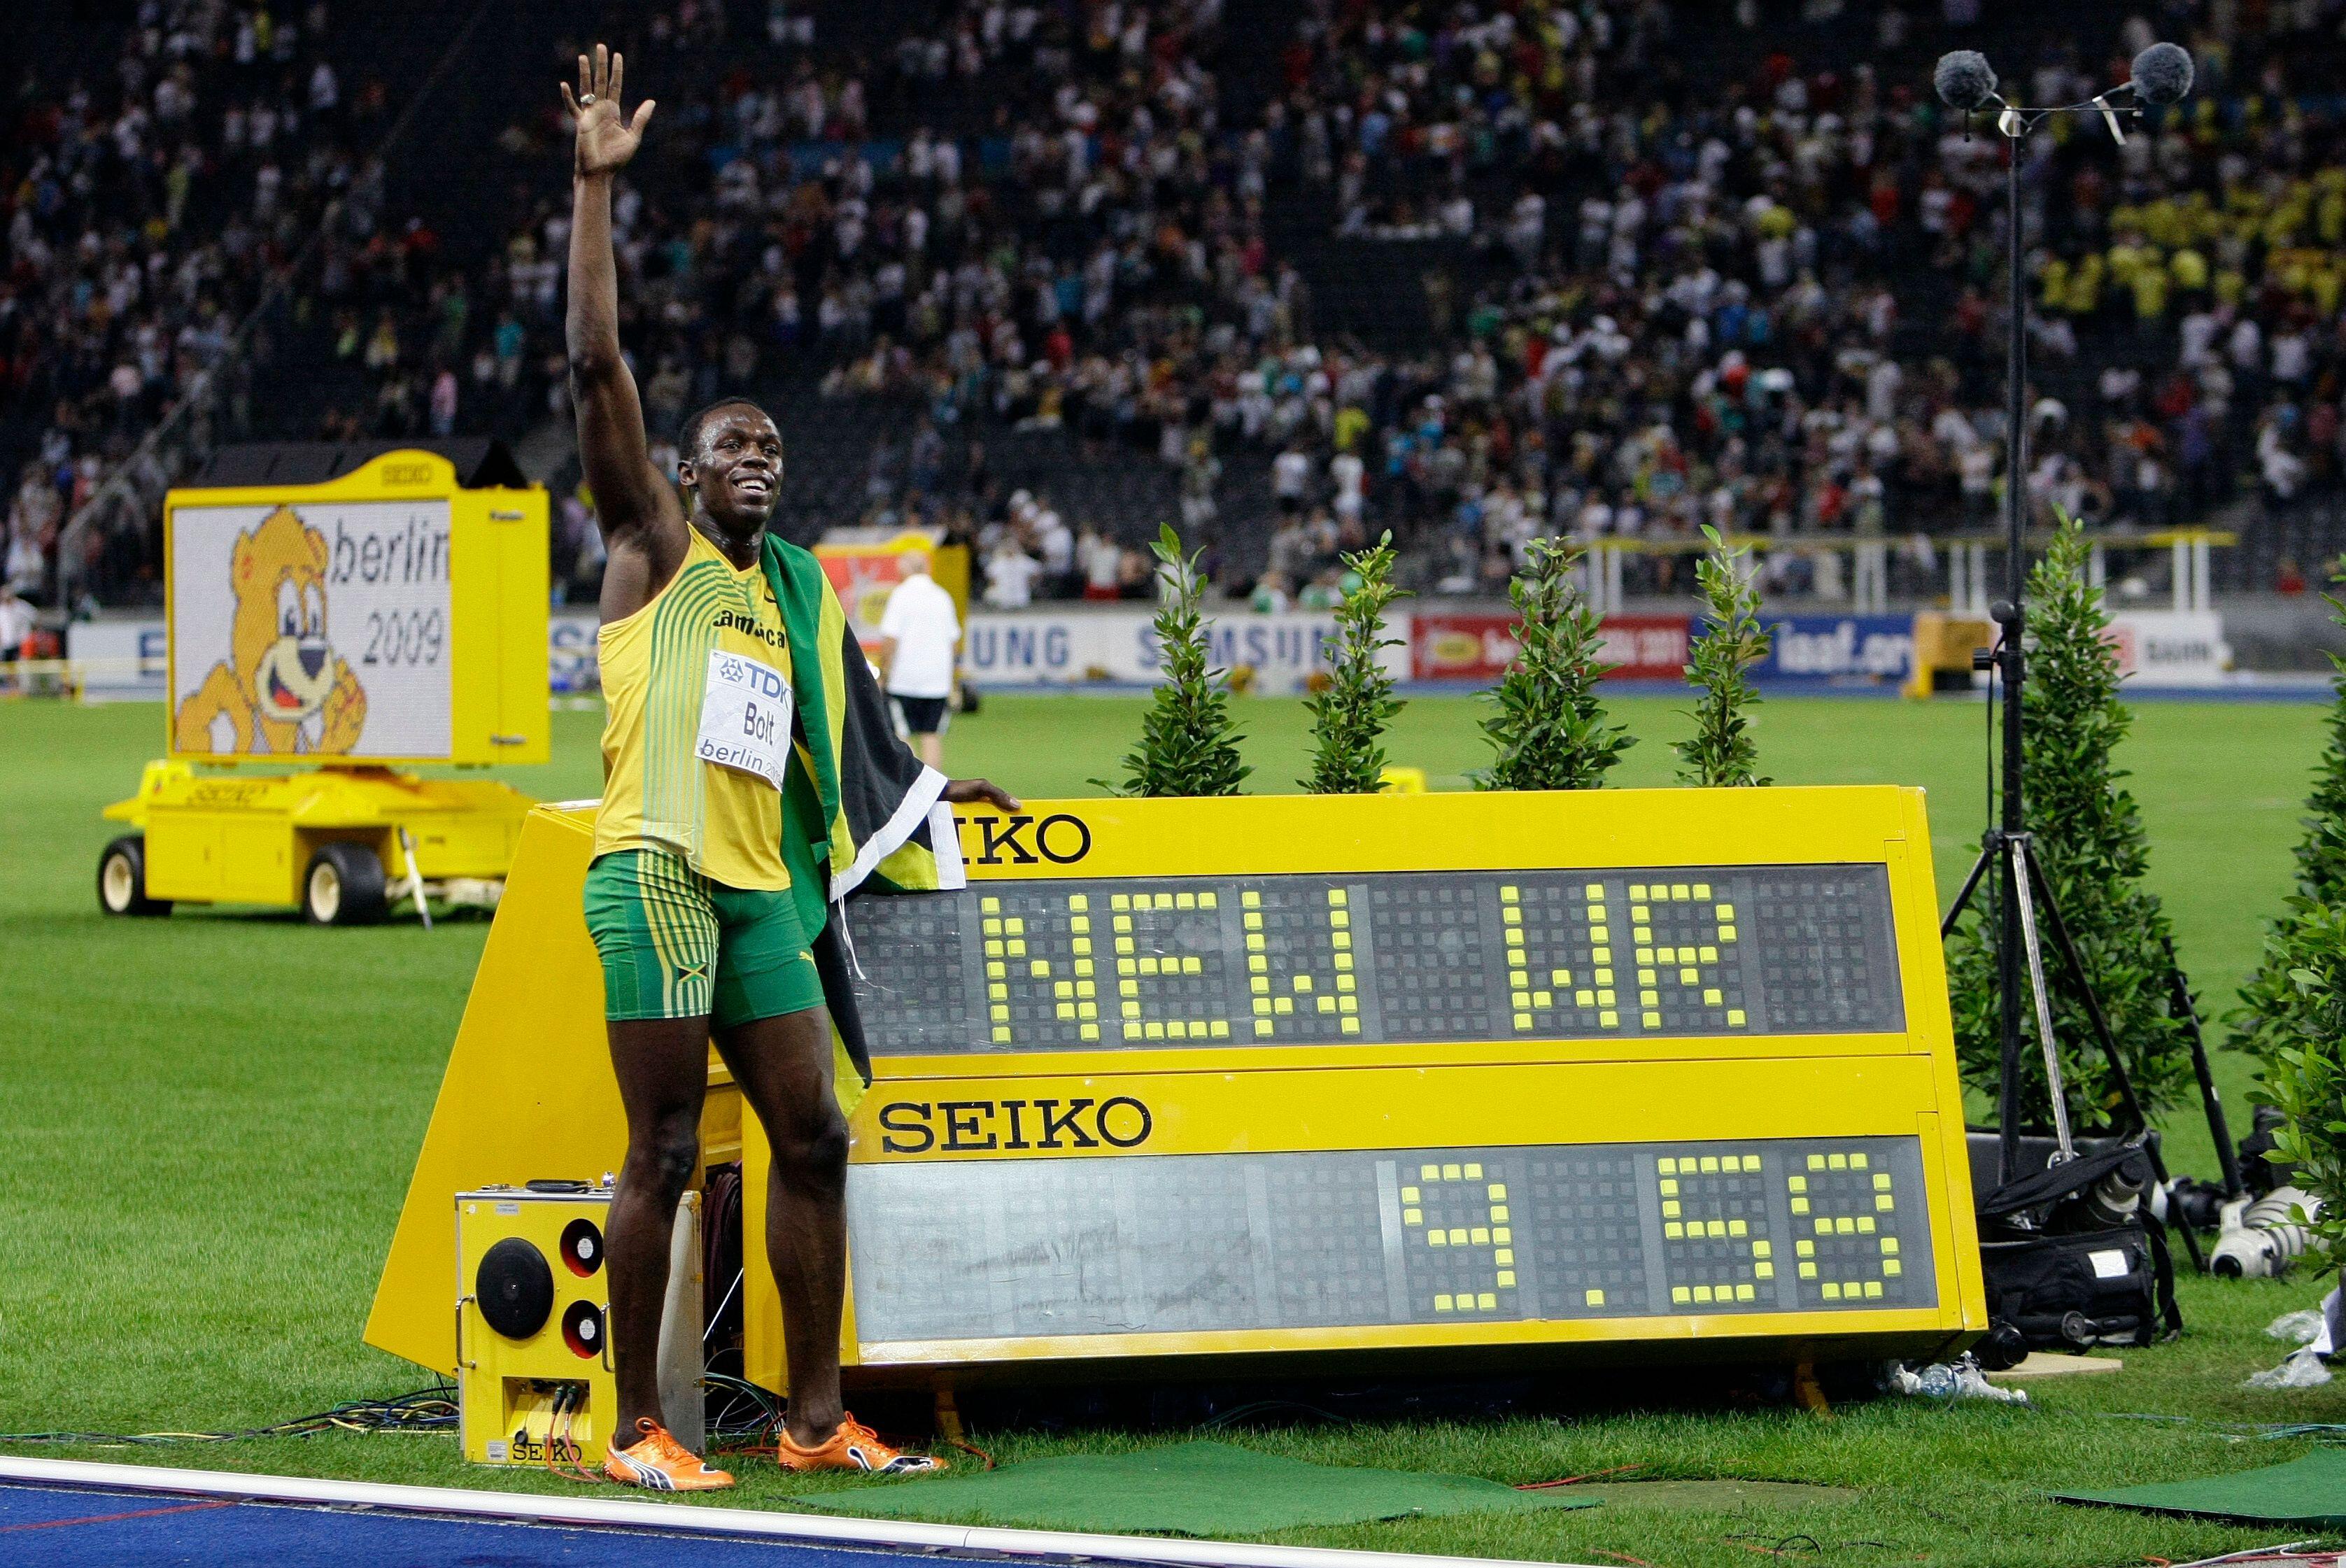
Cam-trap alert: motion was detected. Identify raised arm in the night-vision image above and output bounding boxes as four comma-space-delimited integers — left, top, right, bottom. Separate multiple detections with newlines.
561, 46, 676, 590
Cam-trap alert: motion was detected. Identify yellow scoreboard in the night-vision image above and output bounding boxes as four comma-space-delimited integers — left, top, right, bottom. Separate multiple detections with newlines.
733, 786, 1986, 1388
365, 786, 1984, 1392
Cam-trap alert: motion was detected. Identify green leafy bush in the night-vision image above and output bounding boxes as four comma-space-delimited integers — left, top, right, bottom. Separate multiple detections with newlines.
1474, 537, 1633, 791
1675, 525, 1772, 788
1944, 519, 2191, 1129
2231, 569, 2346, 1067
2253, 892, 2346, 1263
1302, 532, 1408, 793
1103, 525, 1250, 798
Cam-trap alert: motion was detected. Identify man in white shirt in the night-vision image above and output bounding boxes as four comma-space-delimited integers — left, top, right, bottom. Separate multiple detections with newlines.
983, 539, 1042, 609
875, 550, 962, 768
1079, 528, 1122, 599
1271, 443, 1310, 516
0, 581, 33, 658
1329, 447, 1364, 526
1032, 504, 1075, 588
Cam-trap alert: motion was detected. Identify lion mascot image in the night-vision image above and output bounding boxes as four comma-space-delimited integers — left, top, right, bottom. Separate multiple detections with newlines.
173, 504, 368, 755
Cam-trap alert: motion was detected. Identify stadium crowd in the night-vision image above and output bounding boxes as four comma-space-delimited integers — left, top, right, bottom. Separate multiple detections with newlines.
819, 0, 2346, 602
9, 0, 2346, 612
1, 2, 405, 605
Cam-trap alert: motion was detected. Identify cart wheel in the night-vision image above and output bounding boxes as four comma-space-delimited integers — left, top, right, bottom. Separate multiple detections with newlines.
304, 842, 388, 926
97, 835, 170, 917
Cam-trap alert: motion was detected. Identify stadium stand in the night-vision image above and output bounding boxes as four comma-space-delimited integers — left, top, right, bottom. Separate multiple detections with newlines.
8, 0, 2346, 613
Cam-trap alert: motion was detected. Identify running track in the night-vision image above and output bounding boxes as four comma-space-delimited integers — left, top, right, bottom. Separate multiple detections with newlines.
0, 1481, 982, 1567
0, 1458, 1579, 1568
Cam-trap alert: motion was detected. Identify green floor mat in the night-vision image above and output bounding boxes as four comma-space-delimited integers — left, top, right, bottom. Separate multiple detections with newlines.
2055, 1445, 2346, 1526
790, 1440, 1600, 1536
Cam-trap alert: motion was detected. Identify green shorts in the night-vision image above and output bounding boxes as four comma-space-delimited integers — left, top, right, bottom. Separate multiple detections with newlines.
584, 849, 824, 1029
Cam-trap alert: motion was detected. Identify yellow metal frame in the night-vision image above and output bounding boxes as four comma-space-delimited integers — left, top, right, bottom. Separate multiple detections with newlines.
106, 450, 550, 910
369, 786, 1985, 1391
162, 449, 549, 768
104, 759, 537, 907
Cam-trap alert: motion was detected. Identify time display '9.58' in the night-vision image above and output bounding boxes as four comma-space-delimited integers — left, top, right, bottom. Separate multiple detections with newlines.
846, 864, 1903, 1055
845, 1134, 1937, 1345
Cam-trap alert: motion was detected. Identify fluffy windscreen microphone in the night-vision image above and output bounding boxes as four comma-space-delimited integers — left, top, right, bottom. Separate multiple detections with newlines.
1933, 50, 1998, 112
2131, 42, 2194, 105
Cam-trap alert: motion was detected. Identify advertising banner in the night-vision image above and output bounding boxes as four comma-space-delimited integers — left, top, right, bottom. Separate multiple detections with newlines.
64, 617, 169, 701
1411, 612, 1518, 682
1753, 614, 1916, 687
2107, 610, 2231, 687
549, 610, 601, 695
81, 604, 2233, 700
960, 613, 1121, 686
961, 609, 1407, 693
1599, 615, 1695, 681
169, 498, 454, 758
1410, 612, 1690, 682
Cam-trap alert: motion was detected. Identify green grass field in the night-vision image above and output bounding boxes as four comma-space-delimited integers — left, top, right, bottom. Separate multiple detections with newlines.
4, 691, 2345, 1567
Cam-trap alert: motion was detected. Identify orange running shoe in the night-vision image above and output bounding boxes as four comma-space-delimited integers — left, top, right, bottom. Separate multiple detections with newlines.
774, 1413, 947, 1475
602, 1418, 735, 1491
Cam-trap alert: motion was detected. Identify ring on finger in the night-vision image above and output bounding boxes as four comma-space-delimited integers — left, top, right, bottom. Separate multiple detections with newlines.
579, 92, 597, 106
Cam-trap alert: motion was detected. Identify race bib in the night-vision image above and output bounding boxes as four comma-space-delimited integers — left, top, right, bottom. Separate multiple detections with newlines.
696, 649, 793, 791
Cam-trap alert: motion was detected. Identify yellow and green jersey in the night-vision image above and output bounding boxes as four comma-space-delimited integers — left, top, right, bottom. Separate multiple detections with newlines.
595, 526, 796, 891
591, 524, 967, 1096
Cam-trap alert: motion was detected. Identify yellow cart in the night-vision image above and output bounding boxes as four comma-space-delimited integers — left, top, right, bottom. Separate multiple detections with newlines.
97, 448, 550, 925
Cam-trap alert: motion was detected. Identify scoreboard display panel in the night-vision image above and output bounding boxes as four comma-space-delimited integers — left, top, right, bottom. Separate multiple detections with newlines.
846, 865, 1902, 1050
736, 786, 1987, 1385
845, 1136, 1932, 1345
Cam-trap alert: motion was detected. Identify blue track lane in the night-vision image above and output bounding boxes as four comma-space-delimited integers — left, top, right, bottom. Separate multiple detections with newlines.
0, 1482, 970, 1568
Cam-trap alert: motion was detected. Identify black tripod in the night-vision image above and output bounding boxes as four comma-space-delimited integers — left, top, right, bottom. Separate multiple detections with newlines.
1938, 766, 2208, 1273
1930, 59, 2216, 1272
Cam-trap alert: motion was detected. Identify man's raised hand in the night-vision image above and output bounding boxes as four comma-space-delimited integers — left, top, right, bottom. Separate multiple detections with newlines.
560, 44, 654, 178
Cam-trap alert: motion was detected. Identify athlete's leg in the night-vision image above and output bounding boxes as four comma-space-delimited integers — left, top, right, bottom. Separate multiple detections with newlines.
712, 1004, 849, 1447
605, 1015, 714, 1435
586, 849, 724, 1441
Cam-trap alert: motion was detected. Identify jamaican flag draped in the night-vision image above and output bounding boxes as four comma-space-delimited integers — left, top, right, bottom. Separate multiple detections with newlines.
760, 535, 965, 1109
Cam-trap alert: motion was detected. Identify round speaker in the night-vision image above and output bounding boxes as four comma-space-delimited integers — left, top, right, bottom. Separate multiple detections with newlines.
559, 1217, 605, 1278
475, 1238, 555, 1339
561, 1298, 606, 1359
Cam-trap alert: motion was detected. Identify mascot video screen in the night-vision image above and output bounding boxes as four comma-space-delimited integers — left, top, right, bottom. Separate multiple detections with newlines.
169, 500, 455, 761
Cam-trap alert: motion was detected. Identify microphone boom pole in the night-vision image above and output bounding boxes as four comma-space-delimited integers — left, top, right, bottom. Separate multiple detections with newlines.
1930, 48, 2210, 1270
1994, 94, 2030, 1180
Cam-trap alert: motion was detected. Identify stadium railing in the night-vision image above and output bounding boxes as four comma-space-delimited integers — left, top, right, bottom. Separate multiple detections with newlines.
1577, 528, 2235, 617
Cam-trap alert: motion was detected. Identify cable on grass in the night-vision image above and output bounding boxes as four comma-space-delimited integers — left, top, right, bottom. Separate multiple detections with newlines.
0, 1386, 458, 1446
1727, 1534, 1902, 1558
1517, 1462, 1644, 1490
1724, 1532, 1825, 1555
942, 1434, 996, 1470
2098, 1414, 2346, 1441
703, 1370, 784, 1443
1194, 1399, 1353, 1432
